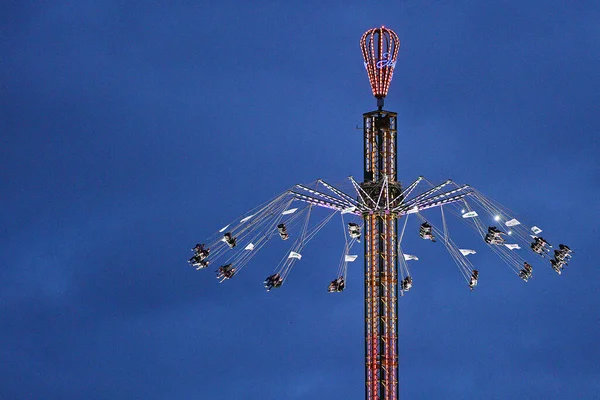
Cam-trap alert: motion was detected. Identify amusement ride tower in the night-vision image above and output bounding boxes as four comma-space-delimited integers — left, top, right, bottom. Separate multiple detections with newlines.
360, 26, 401, 400
189, 25, 574, 400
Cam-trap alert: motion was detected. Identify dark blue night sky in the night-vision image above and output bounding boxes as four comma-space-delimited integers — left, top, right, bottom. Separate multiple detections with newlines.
1, 1, 598, 399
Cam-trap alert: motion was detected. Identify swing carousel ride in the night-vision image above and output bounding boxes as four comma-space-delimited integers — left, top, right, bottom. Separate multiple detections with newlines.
187, 26, 573, 400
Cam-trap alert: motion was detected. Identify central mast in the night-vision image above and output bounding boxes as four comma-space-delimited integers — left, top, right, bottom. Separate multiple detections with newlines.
360, 27, 401, 400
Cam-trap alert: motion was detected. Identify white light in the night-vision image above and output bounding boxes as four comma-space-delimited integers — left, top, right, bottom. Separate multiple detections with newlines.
461, 209, 465, 214
494, 215, 501, 221
508, 231, 513, 235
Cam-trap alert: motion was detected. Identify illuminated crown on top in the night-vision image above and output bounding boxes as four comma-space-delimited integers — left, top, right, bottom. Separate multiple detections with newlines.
360, 26, 400, 108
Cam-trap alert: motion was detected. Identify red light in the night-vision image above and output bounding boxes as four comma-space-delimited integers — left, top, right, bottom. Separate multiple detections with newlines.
361, 27, 400, 99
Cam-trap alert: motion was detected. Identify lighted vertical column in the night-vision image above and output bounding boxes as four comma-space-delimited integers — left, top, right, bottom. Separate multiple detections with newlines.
361, 26, 401, 400
362, 110, 399, 400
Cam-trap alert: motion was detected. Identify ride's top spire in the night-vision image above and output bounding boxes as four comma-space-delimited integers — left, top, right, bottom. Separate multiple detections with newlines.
360, 26, 400, 109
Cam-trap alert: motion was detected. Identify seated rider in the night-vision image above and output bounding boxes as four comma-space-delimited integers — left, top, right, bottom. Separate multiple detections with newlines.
223, 232, 237, 248
224, 267, 236, 279
469, 270, 479, 290
401, 276, 413, 291
485, 232, 504, 245
192, 243, 205, 253
348, 223, 361, 240
273, 275, 283, 287
264, 273, 283, 291
419, 223, 436, 242
195, 248, 209, 261
558, 244, 572, 253
190, 244, 210, 263
554, 253, 569, 266
537, 237, 550, 247
554, 249, 567, 262
217, 264, 236, 279
195, 260, 209, 270
328, 277, 346, 293
327, 277, 341, 292
530, 237, 549, 254
485, 227, 505, 244
188, 254, 202, 265
550, 259, 564, 274
327, 280, 337, 292
555, 247, 572, 260
277, 223, 289, 240
519, 262, 533, 281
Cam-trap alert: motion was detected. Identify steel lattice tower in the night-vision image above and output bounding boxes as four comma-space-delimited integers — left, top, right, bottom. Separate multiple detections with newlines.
360, 26, 401, 400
